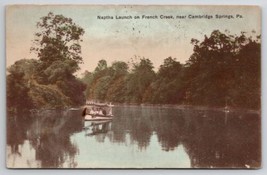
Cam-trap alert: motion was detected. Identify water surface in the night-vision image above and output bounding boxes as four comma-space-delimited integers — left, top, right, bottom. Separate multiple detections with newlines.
6, 106, 261, 168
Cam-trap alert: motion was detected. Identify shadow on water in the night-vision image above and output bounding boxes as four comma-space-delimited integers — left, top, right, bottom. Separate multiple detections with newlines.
110, 106, 261, 168
7, 109, 84, 168
6, 106, 261, 168
180, 109, 261, 168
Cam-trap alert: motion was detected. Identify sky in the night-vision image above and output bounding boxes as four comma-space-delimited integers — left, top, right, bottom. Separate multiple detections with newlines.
6, 5, 261, 75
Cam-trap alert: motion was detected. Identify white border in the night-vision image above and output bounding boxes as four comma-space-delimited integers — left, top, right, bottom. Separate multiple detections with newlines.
1, 0, 266, 175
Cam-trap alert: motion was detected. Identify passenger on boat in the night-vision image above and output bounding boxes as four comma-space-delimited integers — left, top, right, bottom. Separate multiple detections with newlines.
89, 109, 95, 114
94, 108, 99, 115
82, 107, 88, 117
91, 109, 97, 118
99, 109, 104, 115
102, 109, 107, 116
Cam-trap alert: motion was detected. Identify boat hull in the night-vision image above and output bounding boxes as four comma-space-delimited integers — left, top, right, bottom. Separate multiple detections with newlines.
84, 114, 113, 121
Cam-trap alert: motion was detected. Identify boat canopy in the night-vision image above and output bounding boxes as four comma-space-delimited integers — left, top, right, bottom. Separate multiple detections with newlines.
86, 101, 114, 107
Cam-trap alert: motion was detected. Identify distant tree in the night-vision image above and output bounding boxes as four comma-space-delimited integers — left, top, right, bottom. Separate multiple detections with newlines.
126, 58, 155, 103
83, 60, 129, 102
105, 61, 129, 102
94, 59, 108, 72
185, 30, 261, 109
185, 30, 235, 106
80, 71, 94, 98
92, 75, 112, 101
143, 57, 185, 104
158, 57, 183, 79
229, 36, 261, 109
79, 30, 260, 109
85, 60, 109, 101
110, 61, 128, 77
106, 76, 128, 103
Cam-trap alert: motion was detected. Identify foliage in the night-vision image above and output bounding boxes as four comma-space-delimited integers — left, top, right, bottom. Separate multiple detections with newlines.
7, 60, 34, 111
82, 30, 260, 109
7, 12, 86, 112
94, 59, 108, 72
126, 58, 156, 103
28, 82, 71, 108
185, 30, 260, 109
31, 12, 86, 107
7, 23, 261, 111
143, 57, 185, 104
31, 12, 84, 73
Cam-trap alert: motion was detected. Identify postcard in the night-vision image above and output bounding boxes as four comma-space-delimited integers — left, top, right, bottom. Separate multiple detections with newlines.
6, 5, 261, 168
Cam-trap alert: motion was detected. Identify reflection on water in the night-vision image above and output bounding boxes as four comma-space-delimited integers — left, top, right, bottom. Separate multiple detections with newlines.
6, 106, 261, 168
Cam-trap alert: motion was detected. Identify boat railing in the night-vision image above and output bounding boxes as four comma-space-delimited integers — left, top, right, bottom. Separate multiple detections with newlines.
86, 101, 114, 107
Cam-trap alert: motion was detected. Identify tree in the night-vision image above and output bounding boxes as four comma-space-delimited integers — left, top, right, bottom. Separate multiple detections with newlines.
7, 60, 35, 111
158, 57, 183, 80
80, 71, 94, 98
31, 12, 84, 84
94, 59, 108, 72
126, 58, 155, 103
79, 30, 260, 109
229, 37, 261, 109
143, 57, 185, 104
185, 30, 261, 109
105, 61, 129, 102
30, 12, 86, 106
85, 60, 110, 101
110, 61, 128, 77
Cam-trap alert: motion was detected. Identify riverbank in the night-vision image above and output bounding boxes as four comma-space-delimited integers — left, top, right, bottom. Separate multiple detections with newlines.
7, 102, 260, 117
111, 103, 260, 114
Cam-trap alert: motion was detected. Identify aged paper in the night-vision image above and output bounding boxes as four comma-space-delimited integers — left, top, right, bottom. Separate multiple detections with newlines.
6, 5, 261, 168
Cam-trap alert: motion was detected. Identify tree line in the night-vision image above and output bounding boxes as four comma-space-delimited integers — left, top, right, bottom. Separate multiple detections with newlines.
6, 12, 261, 112
81, 30, 260, 110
